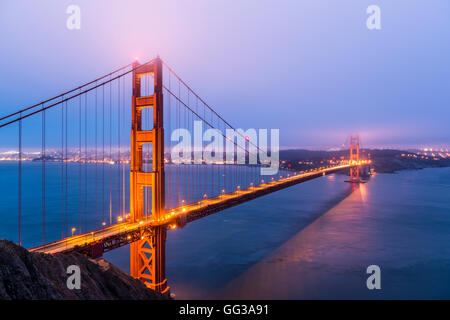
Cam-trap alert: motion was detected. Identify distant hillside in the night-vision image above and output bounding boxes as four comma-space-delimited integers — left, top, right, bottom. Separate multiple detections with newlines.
279, 149, 450, 173
0, 240, 167, 300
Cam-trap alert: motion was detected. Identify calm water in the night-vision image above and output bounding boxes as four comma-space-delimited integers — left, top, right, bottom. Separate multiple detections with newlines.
105, 167, 450, 299
1, 163, 450, 299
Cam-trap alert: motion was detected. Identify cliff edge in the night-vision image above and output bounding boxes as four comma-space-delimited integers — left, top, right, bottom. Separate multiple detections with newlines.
0, 239, 166, 300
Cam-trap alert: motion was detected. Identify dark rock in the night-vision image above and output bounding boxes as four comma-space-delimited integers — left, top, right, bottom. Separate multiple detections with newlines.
0, 239, 167, 300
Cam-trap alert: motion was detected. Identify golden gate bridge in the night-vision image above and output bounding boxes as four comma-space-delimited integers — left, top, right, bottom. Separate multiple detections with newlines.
0, 57, 369, 295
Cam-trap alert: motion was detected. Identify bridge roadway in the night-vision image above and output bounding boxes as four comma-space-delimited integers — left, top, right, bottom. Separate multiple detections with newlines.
29, 163, 360, 256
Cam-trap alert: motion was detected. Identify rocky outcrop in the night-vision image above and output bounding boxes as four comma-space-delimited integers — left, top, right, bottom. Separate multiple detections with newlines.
0, 240, 166, 300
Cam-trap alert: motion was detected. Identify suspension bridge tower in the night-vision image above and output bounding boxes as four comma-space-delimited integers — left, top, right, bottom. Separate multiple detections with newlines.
347, 136, 363, 183
130, 57, 169, 294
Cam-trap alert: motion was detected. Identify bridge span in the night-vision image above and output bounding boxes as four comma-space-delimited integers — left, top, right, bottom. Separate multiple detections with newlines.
30, 163, 359, 256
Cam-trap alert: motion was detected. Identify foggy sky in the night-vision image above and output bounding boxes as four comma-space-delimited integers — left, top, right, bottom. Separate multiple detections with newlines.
0, 0, 449, 149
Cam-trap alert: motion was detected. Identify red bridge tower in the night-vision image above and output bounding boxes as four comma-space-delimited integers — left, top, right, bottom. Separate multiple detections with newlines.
348, 136, 362, 183
130, 57, 168, 294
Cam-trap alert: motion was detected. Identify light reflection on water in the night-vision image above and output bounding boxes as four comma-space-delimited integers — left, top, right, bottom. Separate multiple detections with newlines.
111, 167, 449, 300
211, 168, 450, 299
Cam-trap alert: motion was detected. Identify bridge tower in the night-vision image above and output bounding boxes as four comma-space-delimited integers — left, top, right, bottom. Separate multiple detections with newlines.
348, 136, 361, 183
130, 57, 168, 294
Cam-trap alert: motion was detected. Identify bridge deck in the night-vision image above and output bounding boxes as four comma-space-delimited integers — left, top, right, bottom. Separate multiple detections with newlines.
30, 164, 356, 256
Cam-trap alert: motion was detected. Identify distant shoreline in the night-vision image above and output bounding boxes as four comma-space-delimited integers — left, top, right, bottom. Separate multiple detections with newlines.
279, 148, 450, 174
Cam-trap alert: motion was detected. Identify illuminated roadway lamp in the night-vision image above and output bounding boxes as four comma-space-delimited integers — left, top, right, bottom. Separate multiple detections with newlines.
203, 194, 207, 199
182, 208, 186, 213
102, 222, 106, 227
71, 228, 76, 237
118, 216, 123, 222
237, 185, 240, 190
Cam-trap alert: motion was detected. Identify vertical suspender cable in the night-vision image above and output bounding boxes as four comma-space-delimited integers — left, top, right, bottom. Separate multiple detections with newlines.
79, 91, 82, 233
186, 91, 189, 204
42, 104, 46, 244
84, 93, 87, 232
177, 81, 180, 205
61, 97, 64, 239
109, 78, 112, 224
102, 85, 105, 225
65, 99, 68, 236
18, 113, 22, 246
95, 82, 98, 228
167, 74, 170, 208
118, 77, 121, 218
122, 75, 125, 216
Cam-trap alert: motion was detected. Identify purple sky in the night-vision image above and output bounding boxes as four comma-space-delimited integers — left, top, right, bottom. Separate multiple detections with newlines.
0, 0, 449, 149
